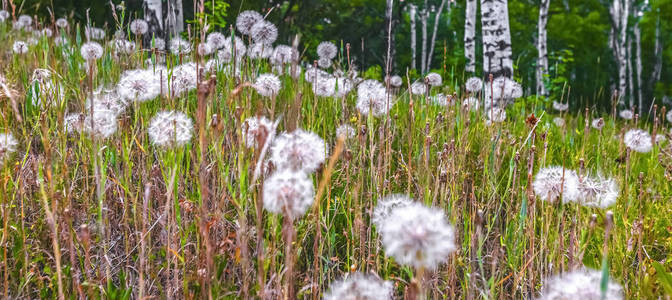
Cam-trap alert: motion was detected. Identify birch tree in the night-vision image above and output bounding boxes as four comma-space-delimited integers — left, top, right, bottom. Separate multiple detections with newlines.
420, 6, 429, 73
384, 0, 397, 72
634, 18, 642, 113
536, 0, 550, 96
480, 0, 514, 79
426, 0, 450, 73
143, 0, 163, 44
144, 0, 184, 47
608, 0, 630, 106
464, 0, 477, 73
649, 12, 662, 91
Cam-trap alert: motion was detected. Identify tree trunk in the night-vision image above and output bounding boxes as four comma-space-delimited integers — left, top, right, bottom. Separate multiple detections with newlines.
609, 0, 630, 105
464, 0, 477, 73
384, 0, 396, 73
480, 0, 514, 79
165, 0, 184, 37
649, 14, 662, 91
410, 4, 417, 70
427, 0, 449, 73
634, 20, 642, 114
143, 0, 163, 44
536, 0, 550, 96
420, 7, 429, 73
627, 31, 633, 108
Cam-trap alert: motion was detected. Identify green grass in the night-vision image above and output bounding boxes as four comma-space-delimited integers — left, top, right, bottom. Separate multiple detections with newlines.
0, 20, 671, 299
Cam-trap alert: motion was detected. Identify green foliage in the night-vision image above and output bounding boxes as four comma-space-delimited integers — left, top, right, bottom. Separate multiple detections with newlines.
190, 0, 230, 30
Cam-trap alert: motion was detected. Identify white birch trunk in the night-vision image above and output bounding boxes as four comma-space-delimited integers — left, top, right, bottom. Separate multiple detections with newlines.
627, 31, 634, 109
166, 0, 184, 37
384, 0, 396, 73
480, 0, 514, 79
143, 0, 163, 44
649, 14, 662, 89
427, 0, 449, 73
420, 8, 429, 73
465, 0, 477, 73
634, 21, 642, 114
410, 4, 417, 70
609, 0, 630, 105
536, 0, 550, 96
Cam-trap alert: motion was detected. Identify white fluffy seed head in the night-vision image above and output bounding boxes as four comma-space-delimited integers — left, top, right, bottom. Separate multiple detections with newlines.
317, 57, 332, 69
55, 18, 68, 28
356, 80, 393, 117
410, 81, 427, 95
335, 77, 354, 98
387, 75, 403, 88
170, 38, 192, 55
248, 43, 273, 59
197, 42, 213, 56
242, 116, 273, 148
169, 63, 198, 97
312, 76, 336, 97
465, 77, 483, 93
579, 176, 619, 208
254, 73, 282, 97
82, 108, 118, 139
553, 117, 565, 127
263, 170, 314, 219
462, 97, 480, 111
619, 109, 634, 120
552, 101, 569, 112
206, 32, 226, 50
13, 41, 28, 54
486, 107, 507, 123
236, 10, 263, 36
0, 10, 10, 23
323, 272, 393, 300
148, 111, 193, 148
271, 129, 328, 173
425, 72, 442, 87
0, 133, 19, 164
379, 201, 456, 269
317, 41, 338, 60
372, 194, 414, 229
251, 21, 278, 45
117, 69, 161, 102
624, 129, 652, 153
667, 109, 672, 123
271, 45, 298, 65
113, 39, 136, 55
130, 19, 148, 35
85, 27, 105, 40
533, 166, 581, 203
80, 42, 103, 60
591, 118, 605, 130
538, 269, 623, 300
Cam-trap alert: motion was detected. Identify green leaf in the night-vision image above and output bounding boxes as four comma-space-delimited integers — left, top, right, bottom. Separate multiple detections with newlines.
653, 261, 672, 296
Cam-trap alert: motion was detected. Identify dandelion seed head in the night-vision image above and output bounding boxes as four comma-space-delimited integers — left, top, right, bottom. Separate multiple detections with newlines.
242, 116, 273, 148
64, 113, 84, 135
579, 176, 619, 208
656, 134, 667, 144
251, 20, 278, 45
170, 63, 198, 97
624, 129, 652, 153
206, 32, 226, 50
591, 118, 604, 130
271, 129, 328, 173
552, 101, 569, 112
312, 76, 336, 97
379, 202, 456, 269
29, 69, 65, 107
666, 109, 672, 123
248, 43, 273, 59
431, 93, 449, 106
486, 107, 507, 123
151, 37, 166, 50
80, 42, 104, 60
236, 10, 263, 36
113, 39, 136, 55
263, 170, 314, 219
462, 97, 480, 111
17, 15, 32, 27
86, 89, 127, 116
85, 27, 106, 40
148, 111, 193, 148
0, 10, 9, 23
197, 42, 212, 56
40, 28, 53, 38
372, 194, 414, 229
553, 117, 565, 127
410, 81, 427, 95
335, 77, 354, 98
323, 272, 393, 300
619, 109, 634, 120
130, 19, 148, 35
317, 41, 338, 60
317, 57, 332, 69
425, 72, 442, 87
254, 73, 282, 97
465, 77, 483, 93
304, 66, 329, 83
271, 45, 298, 65
117, 69, 160, 102
82, 108, 118, 139
533, 166, 581, 203
387, 75, 403, 88
538, 269, 623, 300
356, 80, 392, 117
55, 18, 68, 28
13, 41, 28, 54
0, 133, 19, 164
336, 124, 356, 140
170, 38, 192, 55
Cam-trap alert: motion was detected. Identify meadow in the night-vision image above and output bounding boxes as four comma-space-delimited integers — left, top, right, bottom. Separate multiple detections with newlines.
0, 7, 671, 300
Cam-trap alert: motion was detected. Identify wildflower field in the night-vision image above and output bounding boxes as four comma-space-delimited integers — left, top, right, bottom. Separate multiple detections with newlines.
0, 3, 671, 300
